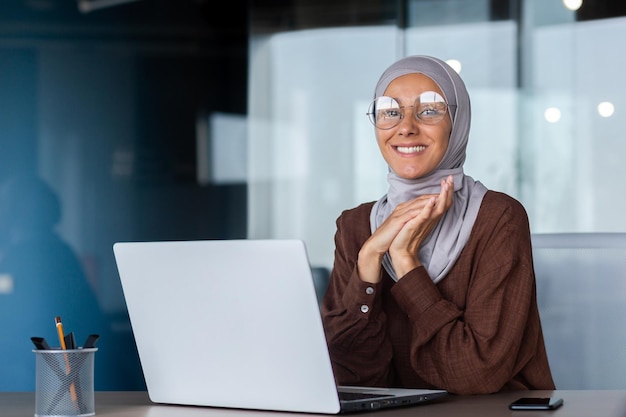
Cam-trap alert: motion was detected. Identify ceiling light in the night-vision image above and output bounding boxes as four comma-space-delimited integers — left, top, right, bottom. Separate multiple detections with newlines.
597, 101, 615, 118
77, 0, 142, 13
445, 59, 462, 74
563, 0, 583, 11
544, 107, 561, 123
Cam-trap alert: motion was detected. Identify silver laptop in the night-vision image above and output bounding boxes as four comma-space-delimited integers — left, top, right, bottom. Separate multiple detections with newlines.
113, 239, 447, 414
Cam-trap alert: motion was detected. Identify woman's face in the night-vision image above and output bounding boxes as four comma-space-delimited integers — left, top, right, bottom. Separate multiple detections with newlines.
376, 73, 452, 180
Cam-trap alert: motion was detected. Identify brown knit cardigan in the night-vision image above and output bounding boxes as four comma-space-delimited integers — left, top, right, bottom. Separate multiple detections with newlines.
321, 190, 556, 395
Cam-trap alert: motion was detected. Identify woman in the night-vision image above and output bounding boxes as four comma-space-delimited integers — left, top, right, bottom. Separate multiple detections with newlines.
321, 55, 555, 395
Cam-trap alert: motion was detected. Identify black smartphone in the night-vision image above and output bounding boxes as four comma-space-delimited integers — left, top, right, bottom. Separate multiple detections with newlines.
509, 397, 564, 410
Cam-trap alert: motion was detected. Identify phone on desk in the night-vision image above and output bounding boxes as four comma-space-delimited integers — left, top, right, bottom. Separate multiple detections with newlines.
509, 397, 564, 410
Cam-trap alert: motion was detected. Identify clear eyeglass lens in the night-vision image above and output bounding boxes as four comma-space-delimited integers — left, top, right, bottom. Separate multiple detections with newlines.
367, 91, 449, 129
415, 91, 447, 124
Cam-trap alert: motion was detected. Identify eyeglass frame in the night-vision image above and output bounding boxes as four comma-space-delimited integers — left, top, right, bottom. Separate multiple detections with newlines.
366, 91, 456, 130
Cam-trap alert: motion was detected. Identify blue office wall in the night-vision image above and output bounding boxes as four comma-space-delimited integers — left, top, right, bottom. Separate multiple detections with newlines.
0, 1, 247, 391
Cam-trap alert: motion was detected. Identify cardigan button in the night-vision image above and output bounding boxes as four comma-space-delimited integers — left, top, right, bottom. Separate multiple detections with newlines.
365, 286, 374, 295
360, 305, 369, 313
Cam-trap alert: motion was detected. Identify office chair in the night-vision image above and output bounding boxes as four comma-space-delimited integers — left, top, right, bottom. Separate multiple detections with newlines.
532, 232, 626, 389
311, 266, 330, 306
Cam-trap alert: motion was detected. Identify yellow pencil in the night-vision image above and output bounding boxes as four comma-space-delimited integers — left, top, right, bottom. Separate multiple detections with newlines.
55, 316, 67, 350
55, 316, 78, 409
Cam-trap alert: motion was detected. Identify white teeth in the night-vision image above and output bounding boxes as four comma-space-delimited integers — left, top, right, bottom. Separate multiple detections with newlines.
396, 145, 426, 154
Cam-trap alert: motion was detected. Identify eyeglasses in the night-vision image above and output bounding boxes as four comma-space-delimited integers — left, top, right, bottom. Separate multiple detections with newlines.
366, 91, 453, 130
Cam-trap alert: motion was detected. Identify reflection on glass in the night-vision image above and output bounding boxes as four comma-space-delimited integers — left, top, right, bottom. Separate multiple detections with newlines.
0, 174, 107, 391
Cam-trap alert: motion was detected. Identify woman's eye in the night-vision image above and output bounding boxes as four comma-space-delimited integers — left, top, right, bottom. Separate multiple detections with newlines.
418, 105, 444, 117
421, 108, 439, 116
381, 109, 401, 118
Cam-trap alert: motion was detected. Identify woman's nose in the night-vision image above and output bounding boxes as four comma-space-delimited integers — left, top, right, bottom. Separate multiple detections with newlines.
397, 108, 419, 135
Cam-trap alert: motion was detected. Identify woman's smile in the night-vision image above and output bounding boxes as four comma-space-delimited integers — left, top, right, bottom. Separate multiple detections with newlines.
395, 145, 427, 154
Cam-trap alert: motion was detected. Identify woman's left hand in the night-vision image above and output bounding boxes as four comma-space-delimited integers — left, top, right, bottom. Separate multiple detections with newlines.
389, 175, 454, 278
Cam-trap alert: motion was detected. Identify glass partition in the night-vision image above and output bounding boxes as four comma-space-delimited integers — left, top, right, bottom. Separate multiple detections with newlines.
248, 0, 626, 391
0, 1, 248, 391
248, 0, 626, 270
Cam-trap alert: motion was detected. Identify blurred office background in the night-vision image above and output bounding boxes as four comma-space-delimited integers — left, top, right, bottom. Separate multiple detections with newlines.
0, 0, 625, 391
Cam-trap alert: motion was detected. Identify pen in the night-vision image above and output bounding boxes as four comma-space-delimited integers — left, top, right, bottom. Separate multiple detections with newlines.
83, 334, 100, 349
64, 332, 77, 350
30, 337, 51, 350
55, 316, 79, 410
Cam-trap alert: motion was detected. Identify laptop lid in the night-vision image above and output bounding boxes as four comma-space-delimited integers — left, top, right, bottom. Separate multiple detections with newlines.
114, 239, 447, 414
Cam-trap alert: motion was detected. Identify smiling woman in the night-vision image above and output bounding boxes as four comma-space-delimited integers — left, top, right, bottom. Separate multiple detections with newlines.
320, 55, 556, 395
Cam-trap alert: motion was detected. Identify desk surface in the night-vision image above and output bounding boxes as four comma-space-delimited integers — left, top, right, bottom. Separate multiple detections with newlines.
3, 390, 626, 417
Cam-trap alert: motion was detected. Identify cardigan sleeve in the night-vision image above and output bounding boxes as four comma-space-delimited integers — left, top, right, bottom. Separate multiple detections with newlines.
321, 204, 394, 387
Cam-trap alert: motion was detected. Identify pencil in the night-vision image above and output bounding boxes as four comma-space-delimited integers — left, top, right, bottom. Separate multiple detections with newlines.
55, 316, 67, 350
55, 316, 79, 409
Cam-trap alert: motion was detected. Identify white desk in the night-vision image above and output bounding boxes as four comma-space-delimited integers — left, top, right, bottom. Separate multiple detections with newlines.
3, 390, 626, 417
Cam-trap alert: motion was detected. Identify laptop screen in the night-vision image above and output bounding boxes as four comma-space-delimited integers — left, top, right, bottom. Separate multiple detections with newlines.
115, 239, 342, 413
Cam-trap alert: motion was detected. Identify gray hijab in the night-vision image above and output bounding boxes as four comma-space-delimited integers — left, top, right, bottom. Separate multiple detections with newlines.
369, 55, 488, 283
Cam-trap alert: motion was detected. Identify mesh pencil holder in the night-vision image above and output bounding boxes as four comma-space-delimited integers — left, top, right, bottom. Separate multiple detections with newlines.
33, 348, 97, 417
